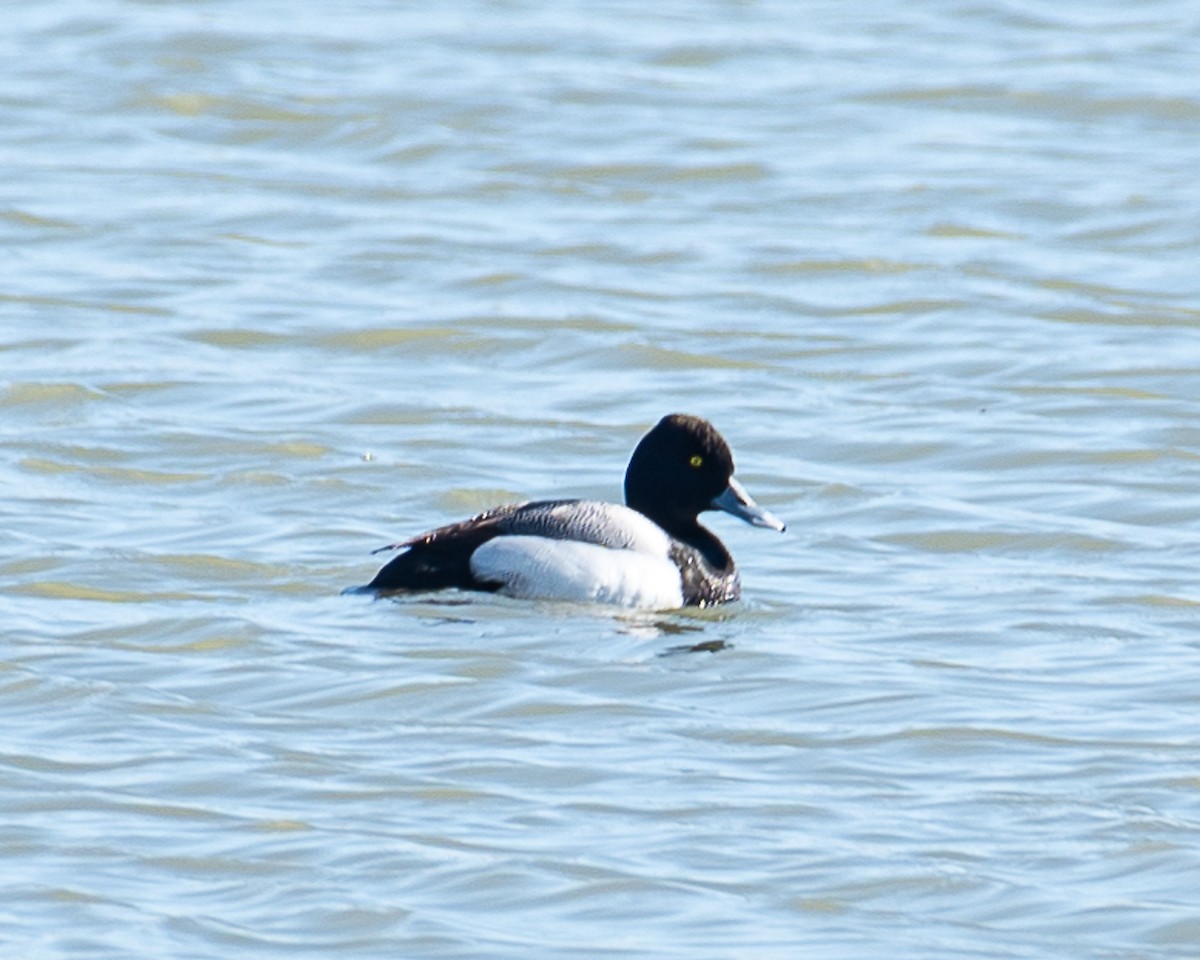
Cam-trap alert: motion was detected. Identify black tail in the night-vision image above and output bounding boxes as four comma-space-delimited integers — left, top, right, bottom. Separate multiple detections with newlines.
346, 506, 518, 597
346, 538, 503, 597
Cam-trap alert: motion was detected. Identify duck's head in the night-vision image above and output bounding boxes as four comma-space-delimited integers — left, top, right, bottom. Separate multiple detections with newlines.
624, 414, 786, 536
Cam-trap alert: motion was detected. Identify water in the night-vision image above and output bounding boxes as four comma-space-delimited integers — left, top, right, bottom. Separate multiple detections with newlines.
4, 0, 1200, 957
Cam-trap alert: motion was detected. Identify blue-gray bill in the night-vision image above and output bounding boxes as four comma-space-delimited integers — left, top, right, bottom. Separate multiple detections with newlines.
711, 478, 786, 532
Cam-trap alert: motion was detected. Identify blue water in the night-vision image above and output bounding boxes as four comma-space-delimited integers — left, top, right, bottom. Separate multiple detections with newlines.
4, 1, 1200, 957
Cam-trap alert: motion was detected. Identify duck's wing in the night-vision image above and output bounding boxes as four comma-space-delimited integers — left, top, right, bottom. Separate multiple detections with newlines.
492, 500, 672, 554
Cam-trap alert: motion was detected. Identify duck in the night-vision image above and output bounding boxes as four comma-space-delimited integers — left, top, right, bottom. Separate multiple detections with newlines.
348, 414, 784, 608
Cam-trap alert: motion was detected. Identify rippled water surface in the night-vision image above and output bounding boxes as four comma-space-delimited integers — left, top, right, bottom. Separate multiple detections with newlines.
5, 1, 1200, 957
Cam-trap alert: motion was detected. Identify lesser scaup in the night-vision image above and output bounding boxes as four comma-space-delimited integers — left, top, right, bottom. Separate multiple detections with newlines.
349, 414, 784, 608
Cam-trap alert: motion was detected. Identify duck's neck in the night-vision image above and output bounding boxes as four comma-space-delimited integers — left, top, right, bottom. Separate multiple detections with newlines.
659, 517, 733, 573
625, 481, 735, 573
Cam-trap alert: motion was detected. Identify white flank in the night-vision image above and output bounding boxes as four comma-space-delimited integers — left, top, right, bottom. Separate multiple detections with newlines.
469, 536, 684, 610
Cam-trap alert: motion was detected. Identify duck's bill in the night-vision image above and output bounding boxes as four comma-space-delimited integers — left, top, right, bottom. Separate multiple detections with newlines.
711, 477, 786, 532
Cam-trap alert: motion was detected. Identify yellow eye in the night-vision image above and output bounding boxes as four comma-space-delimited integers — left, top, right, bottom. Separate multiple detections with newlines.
689, 455, 704, 468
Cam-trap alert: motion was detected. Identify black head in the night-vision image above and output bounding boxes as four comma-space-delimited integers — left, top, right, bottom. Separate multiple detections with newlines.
624, 414, 785, 543
625, 414, 734, 527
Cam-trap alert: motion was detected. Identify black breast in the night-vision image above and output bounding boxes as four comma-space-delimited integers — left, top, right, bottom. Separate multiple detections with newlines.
669, 542, 741, 607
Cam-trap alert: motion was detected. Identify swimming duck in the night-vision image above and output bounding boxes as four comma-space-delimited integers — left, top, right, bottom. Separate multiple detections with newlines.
350, 414, 784, 608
